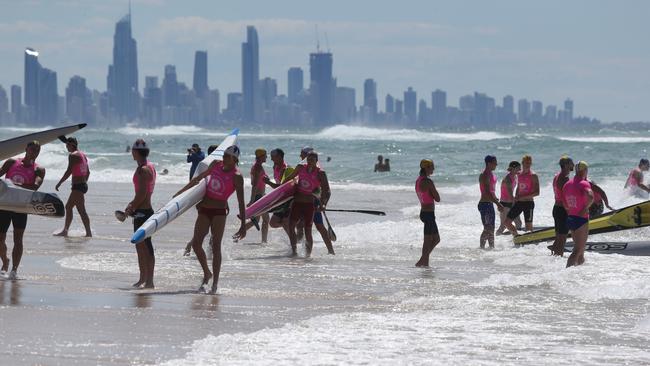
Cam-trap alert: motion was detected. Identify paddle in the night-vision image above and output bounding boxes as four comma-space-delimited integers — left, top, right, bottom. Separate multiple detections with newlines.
325, 209, 386, 216
114, 210, 146, 222
322, 211, 337, 242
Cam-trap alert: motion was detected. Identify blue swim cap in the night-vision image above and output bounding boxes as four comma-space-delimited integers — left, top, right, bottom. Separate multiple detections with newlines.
484, 155, 496, 163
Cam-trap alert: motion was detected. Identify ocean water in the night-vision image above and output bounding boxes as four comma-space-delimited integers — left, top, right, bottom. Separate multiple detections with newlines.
3, 124, 650, 364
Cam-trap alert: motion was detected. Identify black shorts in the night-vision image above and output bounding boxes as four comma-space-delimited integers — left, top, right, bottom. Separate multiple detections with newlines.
500, 201, 514, 208
507, 201, 535, 223
71, 182, 88, 194
420, 211, 438, 236
134, 208, 155, 256
553, 205, 569, 235
0, 210, 28, 232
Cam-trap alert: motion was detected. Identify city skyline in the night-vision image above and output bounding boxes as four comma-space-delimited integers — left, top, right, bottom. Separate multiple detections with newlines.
0, 0, 648, 123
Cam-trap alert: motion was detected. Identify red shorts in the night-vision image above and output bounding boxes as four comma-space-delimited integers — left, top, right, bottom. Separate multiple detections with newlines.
197, 206, 229, 220
290, 201, 315, 227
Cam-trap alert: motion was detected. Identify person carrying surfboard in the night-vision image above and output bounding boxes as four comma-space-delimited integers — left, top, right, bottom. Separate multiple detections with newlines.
284, 151, 331, 257
246, 148, 270, 243
563, 161, 594, 267
503, 154, 539, 236
174, 145, 246, 294
478, 155, 504, 249
496, 161, 522, 235
0, 140, 45, 280
124, 139, 156, 289
415, 159, 440, 267
264, 148, 287, 189
54, 137, 92, 237
624, 159, 650, 198
549, 156, 574, 256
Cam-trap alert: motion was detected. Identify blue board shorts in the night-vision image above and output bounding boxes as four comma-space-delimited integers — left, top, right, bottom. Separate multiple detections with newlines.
567, 215, 588, 231
313, 198, 323, 225
419, 211, 438, 235
478, 202, 495, 227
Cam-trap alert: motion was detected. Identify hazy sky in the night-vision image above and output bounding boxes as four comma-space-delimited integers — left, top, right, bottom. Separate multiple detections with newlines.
0, 0, 648, 122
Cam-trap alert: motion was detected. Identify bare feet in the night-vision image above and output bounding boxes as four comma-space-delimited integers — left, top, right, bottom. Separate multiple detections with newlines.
209, 283, 218, 294
132, 280, 144, 288
85, 232, 92, 238
143, 282, 154, 289
53, 230, 68, 237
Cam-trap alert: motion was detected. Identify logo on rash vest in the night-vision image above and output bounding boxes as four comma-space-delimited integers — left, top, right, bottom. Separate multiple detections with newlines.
209, 176, 224, 193
299, 179, 313, 190
10, 174, 27, 185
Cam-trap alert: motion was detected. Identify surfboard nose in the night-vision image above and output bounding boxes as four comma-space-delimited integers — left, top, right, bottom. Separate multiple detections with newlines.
131, 229, 146, 244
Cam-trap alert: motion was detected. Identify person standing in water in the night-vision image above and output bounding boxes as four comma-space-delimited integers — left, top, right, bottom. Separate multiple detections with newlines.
0, 141, 45, 280
186, 143, 205, 180
247, 148, 270, 243
549, 156, 574, 256
563, 161, 594, 268
285, 151, 331, 257
624, 159, 650, 197
478, 156, 504, 249
174, 146, 246, 294
504, 155, 539, 236
374, 155, 385, 172
54, 137, 92, 237
496, 161, 521, 235
415, 159, 440, 266
124, 139, 156, 289
588, 180, 614, 217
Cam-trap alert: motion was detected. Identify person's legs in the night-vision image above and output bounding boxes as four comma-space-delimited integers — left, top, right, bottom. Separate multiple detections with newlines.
567, 221, 588, 267
496, 203, 510, 235
315, 223, 335, 254
524, 202, 535, 232
478, 203, 495, 249
209, 215, 227, 293
191, 213, 213, 288
143, 237, 155, 288
55, 192, 77, 236
75, 192, 92, 237
0, 211, 10, 272
416, 212, 438, 266
504, 203, 524, 237
261, 213, 269, 243
550, 205, 569, 256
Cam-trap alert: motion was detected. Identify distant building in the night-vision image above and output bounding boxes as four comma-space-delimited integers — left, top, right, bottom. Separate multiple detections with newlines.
531, 100, 543, 123
242, 26, 260, 123
431, 89, 447, 124
193, 50, 208, 99
502, 95, 515, 124
309, 51, 335, 125
335, 86, 356, 122
162, 65, 179, 107
404, 87, 417, 124
545, 105, 557, 123
38, 67, 58, 125
65, 75, 88, 122
517, 98, 530, 123
287, 67, 303, 103
395, 99, 403, 122
363, 78, 377, 121
418, 99, 428, 124
224, 92, 243, 121
385, 94, 395, 114
24, 48, 40, 122
564, 98, 574, 121
10, 85, 21, 122
260, 77, 277, 112
206, 89, 220, 124
107, 12, 139, 122
0, 85, 8, 124
143, 76, 162, 124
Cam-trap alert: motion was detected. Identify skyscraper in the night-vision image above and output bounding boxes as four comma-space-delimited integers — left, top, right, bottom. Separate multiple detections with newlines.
260, 77, 277, 111
242, 26, 260, 122
65, 75, 88, 122
0, 86, 8, 123
108, 11, 139, 121
531, 100, 543, 123
38, 67, 58, 124
287, 67, 303, 102
143, 76, 162, 124
11, 85, 21, 122
335, 86, 356, 122
385, 94, 395, 114
363, 79, 377, 120
518, 98, 530, 123
564, 98, 574, 121
404, 87, 417, 124
24, 48, 40, 116
309, 51, 334, 125
502, 95, 514, 123
162, 65, 179, 107
193, 50, 208, 99
431, 89, 447, 124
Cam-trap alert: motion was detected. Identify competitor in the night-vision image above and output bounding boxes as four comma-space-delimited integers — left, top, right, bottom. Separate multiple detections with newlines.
264, 148, 287, 189
496, 161, 522, 235
563, 161, 594, 268
503, 155, 539, 236
478, 155, 504, 249
54, 137, 92, 237
624, 159, 650, 197
124, 139, 156, 288
415, 159, 440, 266
244, 149, 270, 243
0, 141, 45, 280
299, 147, 335, 255
263, 149, 293, 236
174, 146, 246, 294
285, 151, 331, 257
588, 180, 614, 217
549, 156, 573, 256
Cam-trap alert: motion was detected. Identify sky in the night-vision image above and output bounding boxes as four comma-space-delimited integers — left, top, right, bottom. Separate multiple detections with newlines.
0, 0, 648, 122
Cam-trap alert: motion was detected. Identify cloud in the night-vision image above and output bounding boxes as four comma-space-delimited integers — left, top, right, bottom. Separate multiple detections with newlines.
0, 21, 50, 34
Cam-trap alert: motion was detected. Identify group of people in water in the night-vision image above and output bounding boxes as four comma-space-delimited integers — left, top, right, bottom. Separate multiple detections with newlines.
1, 137, 649, 291
416, 154, 645, 268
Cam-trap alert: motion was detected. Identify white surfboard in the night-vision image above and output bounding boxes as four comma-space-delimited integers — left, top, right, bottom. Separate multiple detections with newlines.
562, 241, 650, 256
0, 123, 87, 160
0, 180, 64, 216
131, 128, 239, 243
